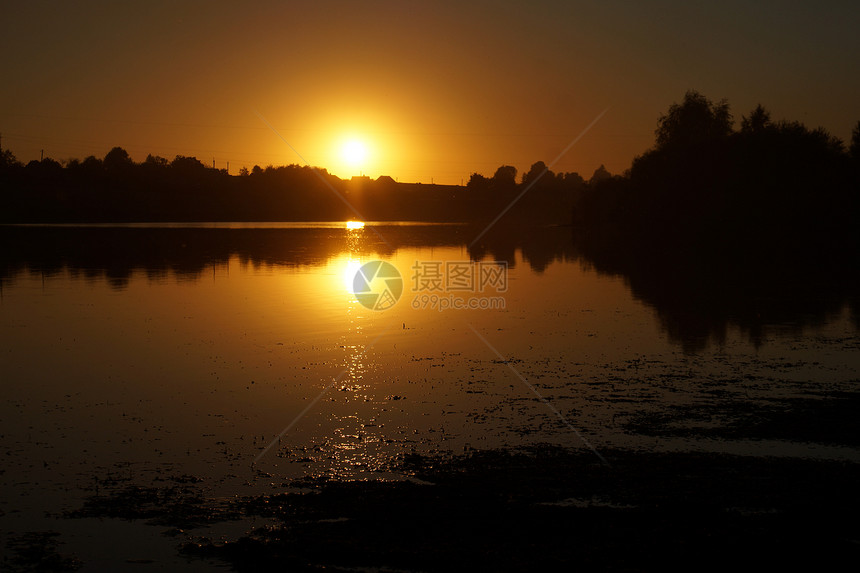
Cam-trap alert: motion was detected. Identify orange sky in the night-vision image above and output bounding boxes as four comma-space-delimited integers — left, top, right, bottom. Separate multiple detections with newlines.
2, 1, 858, 184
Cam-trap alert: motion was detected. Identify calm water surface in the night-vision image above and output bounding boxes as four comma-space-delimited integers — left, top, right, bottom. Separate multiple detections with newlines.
1, 222, 858, 568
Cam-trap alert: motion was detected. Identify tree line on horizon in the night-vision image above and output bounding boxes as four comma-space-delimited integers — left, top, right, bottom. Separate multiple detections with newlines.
0, 138, 612, 223
0, 144, 613, 193
0, 147, 363, 221
466, 161, 613, 193
574, 90, 860, 262
1, 90, 858, 229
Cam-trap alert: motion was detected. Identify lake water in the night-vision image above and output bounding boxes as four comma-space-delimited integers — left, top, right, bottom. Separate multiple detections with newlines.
1, 222, 858, 568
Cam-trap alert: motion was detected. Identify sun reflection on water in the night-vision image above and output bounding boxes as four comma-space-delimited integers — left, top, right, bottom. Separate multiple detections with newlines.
329, 221, 386, 475
263, 222, 410, 478
342, 259, 363, 294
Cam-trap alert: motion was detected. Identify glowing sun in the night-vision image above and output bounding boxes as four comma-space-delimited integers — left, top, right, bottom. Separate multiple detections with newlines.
341, 139, 368, 166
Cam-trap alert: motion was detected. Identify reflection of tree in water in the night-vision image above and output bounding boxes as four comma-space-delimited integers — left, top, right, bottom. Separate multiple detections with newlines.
570, 90, 860, 350
2, 224, 857, 350
0, 224, 575, 288
0, 226, 420, 290
576, 232, 860, 352
467, 225, 579, 273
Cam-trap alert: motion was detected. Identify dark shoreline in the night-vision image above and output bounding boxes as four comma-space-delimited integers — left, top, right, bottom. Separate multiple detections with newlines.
39, 445, 858, 572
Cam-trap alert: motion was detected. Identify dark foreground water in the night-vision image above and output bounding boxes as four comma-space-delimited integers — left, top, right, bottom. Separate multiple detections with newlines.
1, 223, 858, 570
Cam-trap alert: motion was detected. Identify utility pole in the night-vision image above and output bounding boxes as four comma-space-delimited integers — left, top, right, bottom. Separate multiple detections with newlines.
40, 149, 44, 161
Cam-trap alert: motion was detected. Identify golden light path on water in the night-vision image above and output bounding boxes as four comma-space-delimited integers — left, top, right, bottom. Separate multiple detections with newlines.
311, 220, 385, 475
338, 225, 381, 475
286, 220, 460, 479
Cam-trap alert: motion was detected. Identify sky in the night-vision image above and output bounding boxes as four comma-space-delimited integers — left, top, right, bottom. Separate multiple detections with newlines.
1, 0, 859, 184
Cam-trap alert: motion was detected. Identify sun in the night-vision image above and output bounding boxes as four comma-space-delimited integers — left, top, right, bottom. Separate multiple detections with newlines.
328, 132, 381, 178
341, 139, 368, 167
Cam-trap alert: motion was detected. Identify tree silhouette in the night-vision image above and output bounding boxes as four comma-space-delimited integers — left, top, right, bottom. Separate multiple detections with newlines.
467, 172, 490, 190
27, 157, 63, 174
170, 155, 206, 175
522, 161, 549, 187
492, 165, 517, 188
103, 147, 134, 172
561, 171, 585, 187
588, 164, 612, 184
144, 154, 169, 168
740, 104, 772, 134
850, 120, 860, 162
655, 90, 732, 150
0, 148, 20, 171
81, 155, 102, 171
579, 89, 857, 263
